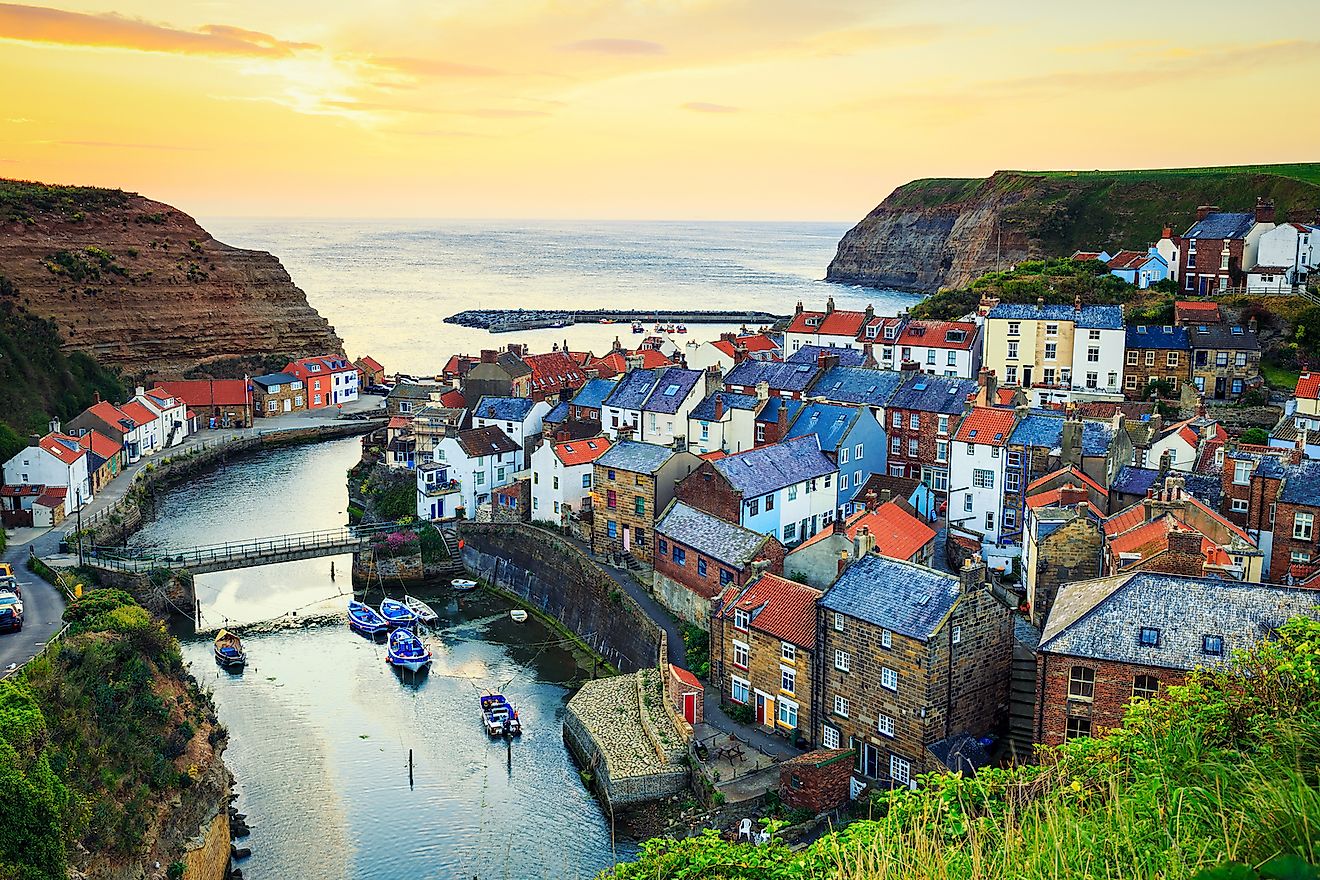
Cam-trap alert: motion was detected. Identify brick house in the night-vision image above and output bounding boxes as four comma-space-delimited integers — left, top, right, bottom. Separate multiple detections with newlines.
712, 573, 821, 743
1022, 497, 1103, 629
250, 372, 306, 417
816, 555, 1013, 786
753, 396, 802, 448
591, 441, 701, 565
77, 430, 123, 494
1175, 202, 1275, 296
284, 355, 358, 408
157, 379, 255, 429
653, 500, 785, 625
354, 355, 386, 387
882, 372, 976, 497
779, 749, 854, 814
1123, 326, 1190, 399
1250, 458, 1320, 583
522, 350, 586, 403
1035, 572, 1319, 745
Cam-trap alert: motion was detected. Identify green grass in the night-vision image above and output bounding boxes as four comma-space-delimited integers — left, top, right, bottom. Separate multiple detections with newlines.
1018, 163, 1320, 186
1261, 359, 1302, 392
605, 617, 1320, 880
0, 178, 130, 223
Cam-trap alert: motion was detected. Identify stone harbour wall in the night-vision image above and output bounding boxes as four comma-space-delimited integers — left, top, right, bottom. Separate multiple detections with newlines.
457, 522, 662, 673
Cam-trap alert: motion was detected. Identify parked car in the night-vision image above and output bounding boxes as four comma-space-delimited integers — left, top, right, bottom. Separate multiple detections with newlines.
0, 575, 18, 598
363, 384, 392, 395
0, 590, 22, 616
0, 598, 21, 633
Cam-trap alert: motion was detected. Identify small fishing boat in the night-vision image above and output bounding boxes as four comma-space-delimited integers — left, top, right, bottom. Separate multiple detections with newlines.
386, 628, 432, 671
676, 324, 688, 334
451, 578, 478, 592
347, 600, 388, 636
599, 318, 617, 325
213, 629, 245, 669
379, 598, 417, 628
403, 595, 438, 625
509, 609, 528, 623
480, 693, 522, 737
631, 322, 645, 333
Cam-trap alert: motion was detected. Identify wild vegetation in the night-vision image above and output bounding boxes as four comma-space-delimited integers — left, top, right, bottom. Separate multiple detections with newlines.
0, 590, 220, 879
604, 616, 1320, 879
0, 179, 130, 224
0, 290, 125, 461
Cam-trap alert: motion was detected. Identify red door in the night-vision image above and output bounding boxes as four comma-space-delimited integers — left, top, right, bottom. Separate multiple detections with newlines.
682, 692, 697, 724
755, 693, 766, 725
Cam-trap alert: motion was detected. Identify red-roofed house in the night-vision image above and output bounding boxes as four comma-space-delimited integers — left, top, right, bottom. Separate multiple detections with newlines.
0, 483, 44, 528
685, 332, 781, 374
78, 430, 123, 492
529, 435, 613, 523
156, 380, 254, 428
2, 423, 89, 514
68, 398, 155, 463
951, 407, 1020, 545
131, 385, 189, 449
784, 298, 875, 355
890, 320, 982, 378
33, 486, 69, 528
585, 348, 673, 378
1295, 372, 1320, 422
522, 351, 586, 402
285, 355, 358, 408
712, 572, 822, 738
354, 355, 386, 387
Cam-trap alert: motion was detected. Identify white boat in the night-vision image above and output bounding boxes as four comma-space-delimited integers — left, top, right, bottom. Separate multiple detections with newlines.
510, 609, 528, 623
403, 595, 439, 625
451, 578, 478, 592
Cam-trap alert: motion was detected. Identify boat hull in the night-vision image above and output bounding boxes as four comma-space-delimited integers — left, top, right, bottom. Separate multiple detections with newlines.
214, 648, 245, 669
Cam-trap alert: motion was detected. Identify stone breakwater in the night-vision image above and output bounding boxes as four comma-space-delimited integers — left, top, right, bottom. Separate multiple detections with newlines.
563, 671, 688, 811
445, 308, 785, 333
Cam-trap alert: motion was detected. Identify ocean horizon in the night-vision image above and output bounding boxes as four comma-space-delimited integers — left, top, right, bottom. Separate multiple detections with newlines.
203, 217, 923, 376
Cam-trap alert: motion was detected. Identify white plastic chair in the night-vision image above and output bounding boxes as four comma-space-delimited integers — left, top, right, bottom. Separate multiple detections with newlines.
738, 818, 753, 841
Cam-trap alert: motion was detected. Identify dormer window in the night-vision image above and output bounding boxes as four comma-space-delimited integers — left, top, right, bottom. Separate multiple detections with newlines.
734, 608, 749, 630
866, 325, 878, 338
883, 325, 897, 340
1138, 627, 1161, 648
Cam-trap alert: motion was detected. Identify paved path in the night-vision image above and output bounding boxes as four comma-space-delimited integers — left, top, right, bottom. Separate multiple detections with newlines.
562, 535, 798, 761
0, 395, 386, 677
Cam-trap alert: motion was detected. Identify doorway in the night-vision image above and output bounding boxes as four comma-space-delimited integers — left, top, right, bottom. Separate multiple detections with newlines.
682, 692, 697, 724
755, 691, 769, 726
862, 742, 881, 778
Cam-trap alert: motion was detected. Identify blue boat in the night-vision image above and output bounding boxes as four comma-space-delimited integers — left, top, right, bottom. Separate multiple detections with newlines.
347, 600, 388, 636
379, 598, 417, 628
480, 693, 522, 737
386, 628, 432, 671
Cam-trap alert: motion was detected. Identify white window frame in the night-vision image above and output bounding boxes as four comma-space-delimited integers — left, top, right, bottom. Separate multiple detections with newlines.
881, 666, 898, 691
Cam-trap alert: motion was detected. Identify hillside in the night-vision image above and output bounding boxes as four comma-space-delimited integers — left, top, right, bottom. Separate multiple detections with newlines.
827, 164, 1320, 291
0, 589, 230, 880
0, 179, 343, 378
606, 616, 1320, 879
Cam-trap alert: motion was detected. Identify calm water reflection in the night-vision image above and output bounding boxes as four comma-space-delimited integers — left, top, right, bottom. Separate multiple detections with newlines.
148, 439, 633, 878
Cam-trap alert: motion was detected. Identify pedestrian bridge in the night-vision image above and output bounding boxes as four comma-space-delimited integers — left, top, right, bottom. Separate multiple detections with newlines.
85, 521, 421, 575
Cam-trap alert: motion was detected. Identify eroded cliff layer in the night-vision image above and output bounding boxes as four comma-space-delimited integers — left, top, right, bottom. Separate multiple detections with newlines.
0, 180, 343, 377
827, 165, 1320, 292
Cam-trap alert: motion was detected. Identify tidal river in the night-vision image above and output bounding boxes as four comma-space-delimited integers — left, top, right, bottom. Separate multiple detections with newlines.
137, 438, 633, 879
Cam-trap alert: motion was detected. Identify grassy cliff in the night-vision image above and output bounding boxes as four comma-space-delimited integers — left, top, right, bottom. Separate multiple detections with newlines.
829, 164, 1320, 291
604, 617, 1320, 880
0, 590, 225, 879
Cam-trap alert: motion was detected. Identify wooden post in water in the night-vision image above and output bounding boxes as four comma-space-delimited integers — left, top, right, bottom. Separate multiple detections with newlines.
408, 748, 414, 788
194, 598, 201, 627
506, 735, 512, 771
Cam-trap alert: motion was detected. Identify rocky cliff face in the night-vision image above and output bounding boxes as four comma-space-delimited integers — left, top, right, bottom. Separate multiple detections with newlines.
828, 166, 1320, 292
0, 180, 342, 377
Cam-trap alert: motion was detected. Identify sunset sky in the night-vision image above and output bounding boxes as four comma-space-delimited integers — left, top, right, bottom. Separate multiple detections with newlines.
2, 0, 1318, 220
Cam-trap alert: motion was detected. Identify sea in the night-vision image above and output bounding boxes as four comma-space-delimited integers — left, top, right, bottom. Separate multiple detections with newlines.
202, 219, 922, 375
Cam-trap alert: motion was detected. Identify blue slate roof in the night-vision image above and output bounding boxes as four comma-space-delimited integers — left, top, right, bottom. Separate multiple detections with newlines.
820, 554, 959, 642
252, 371, 300, 387
690, 391, 759, 421
725, 359, 820, 393
787, 345, 868, 367
604, 369, 662, 411
985, 303, 1124, 329
1183, 212, 1255, 240
571, 378, 618, 410
642, 367, 703, 414
712, 435, 836, 497
785, 403, 859, 453
1040, 573, 1320, 669
473, 396, 536, 422
1126, 326, 1189, 350
1009, 412, 1114, 456
756, 397, 803, 424
887, 374, 977, 415
812, 366, 905, 407
1182, 472, 1223, 510
656, 501, 769, 567
597, 440, 675, 474
1278, 460, 1320, 505
544, 400, 570, 423
1112, 465, 1159, 496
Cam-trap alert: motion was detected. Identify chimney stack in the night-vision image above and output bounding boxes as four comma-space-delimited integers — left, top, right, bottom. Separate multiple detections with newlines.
1161, 225, 1172, 240
1255, 197, 1276, 225
1036, 297, 1045, 310
825, 296, 835, 315
48, 417, 61, 435
755, 381, 770, 402
864, 304, 875, 322
1167, 527, 1204, 560
837, 549, 850, 578
714, 394, 725, 421
959, 556, 986, 593
1196, 205, 1218, 221
879, 489, 893, 506
1058, 483, 1087, 506
852, 525, 875, 559
481, 349, 497, 364
795, 301, 804, 316
977, 367, 998, 407
864, 490, 879, 512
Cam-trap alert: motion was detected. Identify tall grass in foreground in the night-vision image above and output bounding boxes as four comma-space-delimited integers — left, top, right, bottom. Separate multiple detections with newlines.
605, 617, 1320, 880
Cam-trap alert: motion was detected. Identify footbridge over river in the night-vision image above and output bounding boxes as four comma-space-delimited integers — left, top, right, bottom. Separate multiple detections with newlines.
83, 521, 418, 575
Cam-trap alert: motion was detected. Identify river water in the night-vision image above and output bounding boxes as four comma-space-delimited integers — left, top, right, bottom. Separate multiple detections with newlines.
140, 438, 633, 878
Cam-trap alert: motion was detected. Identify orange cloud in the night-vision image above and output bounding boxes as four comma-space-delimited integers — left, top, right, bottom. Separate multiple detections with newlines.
0, 3, 317, 57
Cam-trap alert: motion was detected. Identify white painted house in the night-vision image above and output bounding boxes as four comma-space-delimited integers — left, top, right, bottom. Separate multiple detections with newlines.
2, 427, 90, 515
432, 426, 521, 519
602, 366, 706, 447
683, 333, 780, 374
949, 407, 1016, 545
471, 396, 551, 466
1250, 222, 1318, 290
134, 386, 189, 448
687, 391, 761, 455
530, 435, 612, 523
708, 435, 839, 546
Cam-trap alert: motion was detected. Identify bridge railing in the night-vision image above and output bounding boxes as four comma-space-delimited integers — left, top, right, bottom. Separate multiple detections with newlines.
85, 520, 412, 571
